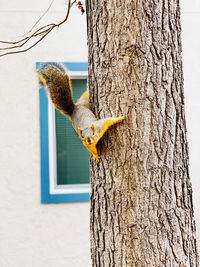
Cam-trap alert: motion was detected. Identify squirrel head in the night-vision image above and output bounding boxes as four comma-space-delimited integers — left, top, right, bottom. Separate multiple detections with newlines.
78, 124, 98, 145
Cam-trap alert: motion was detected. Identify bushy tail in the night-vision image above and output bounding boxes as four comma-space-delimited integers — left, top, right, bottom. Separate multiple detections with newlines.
38, 63, 75, 118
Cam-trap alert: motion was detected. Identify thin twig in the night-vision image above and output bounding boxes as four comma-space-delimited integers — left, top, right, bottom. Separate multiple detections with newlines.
0, 24, 54, 50
0, 28, 53, 57
21, 0, 55, 37
0, 0, 76, 57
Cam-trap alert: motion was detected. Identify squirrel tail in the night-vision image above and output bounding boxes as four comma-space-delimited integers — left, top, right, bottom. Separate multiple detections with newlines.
38, 63, 75, 118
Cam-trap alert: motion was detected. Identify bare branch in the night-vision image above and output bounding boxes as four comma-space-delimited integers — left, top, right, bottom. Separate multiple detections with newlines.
0, 29, 53, 57
0, 0, 78, 57
0, 24, 54, 51
21, 0, 55, 37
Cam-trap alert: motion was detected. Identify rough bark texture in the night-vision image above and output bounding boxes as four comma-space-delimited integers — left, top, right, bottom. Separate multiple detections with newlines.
86, 0, 199, 266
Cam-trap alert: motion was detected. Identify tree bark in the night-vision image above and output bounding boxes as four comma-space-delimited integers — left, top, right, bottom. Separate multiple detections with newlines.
86, 0, 199, 266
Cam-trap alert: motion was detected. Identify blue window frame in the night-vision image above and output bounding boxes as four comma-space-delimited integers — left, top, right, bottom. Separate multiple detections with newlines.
37, 62, 90, 203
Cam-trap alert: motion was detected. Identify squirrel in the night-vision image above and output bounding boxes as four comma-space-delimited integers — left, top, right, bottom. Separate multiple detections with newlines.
38, 63, 124, 162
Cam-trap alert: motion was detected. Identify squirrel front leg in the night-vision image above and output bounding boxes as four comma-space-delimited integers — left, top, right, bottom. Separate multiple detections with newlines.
96, 116, 124, 142
84, 143, 100, 163
85, 116, 124, 162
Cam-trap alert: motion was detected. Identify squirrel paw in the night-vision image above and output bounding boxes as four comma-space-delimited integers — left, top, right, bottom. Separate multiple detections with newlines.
94, 154, 100, 163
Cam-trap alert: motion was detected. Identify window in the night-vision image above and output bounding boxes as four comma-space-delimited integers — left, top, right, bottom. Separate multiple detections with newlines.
37, 62, 90, 203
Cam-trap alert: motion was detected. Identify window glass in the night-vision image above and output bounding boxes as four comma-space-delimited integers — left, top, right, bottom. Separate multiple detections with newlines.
55, 79, 90, 185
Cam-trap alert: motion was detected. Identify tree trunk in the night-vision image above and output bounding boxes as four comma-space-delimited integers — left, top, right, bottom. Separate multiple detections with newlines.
86, 0, 199, 266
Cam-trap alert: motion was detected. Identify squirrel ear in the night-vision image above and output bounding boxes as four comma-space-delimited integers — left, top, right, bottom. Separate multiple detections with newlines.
91, 124, 95, 133
78, 128, 83, 136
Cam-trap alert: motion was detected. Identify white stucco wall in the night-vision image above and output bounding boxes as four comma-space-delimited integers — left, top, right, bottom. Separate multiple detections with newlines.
0, 1, 199, 266
0, 1, 91, 267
